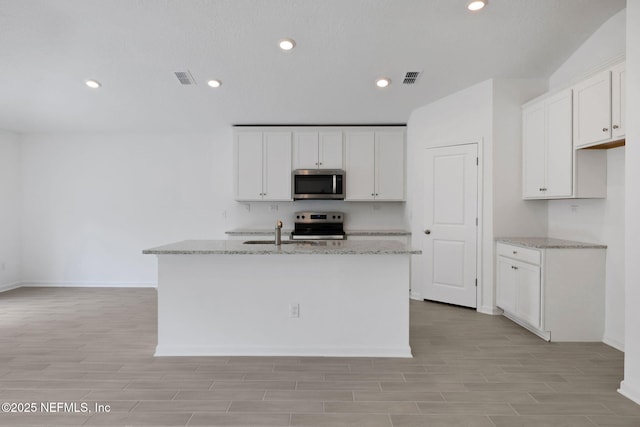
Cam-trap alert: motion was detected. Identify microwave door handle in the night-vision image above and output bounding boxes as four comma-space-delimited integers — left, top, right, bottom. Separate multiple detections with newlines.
333, 175, 336, 194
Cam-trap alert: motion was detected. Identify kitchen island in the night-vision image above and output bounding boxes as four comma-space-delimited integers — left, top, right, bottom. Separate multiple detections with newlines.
143, 239, 420, 358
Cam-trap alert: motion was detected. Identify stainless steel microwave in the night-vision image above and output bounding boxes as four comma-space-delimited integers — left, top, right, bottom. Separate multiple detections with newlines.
292, 169, 345, 200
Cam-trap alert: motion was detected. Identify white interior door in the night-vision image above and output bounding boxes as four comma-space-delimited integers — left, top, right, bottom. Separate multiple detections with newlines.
422, 144, 478, 308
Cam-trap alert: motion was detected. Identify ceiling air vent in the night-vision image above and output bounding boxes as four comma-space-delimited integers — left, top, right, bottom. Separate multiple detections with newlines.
402, 71, 421, 85
174, 71, 196, 85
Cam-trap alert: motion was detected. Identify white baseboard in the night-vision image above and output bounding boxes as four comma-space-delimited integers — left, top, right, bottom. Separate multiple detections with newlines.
478, 305, 502, 315
410, 291, 422, 301
0, 281, 22, 293
619, 380, 640, 405
19, 281, 157, 288
155, 345, 413, 358
603, 336, 625, 352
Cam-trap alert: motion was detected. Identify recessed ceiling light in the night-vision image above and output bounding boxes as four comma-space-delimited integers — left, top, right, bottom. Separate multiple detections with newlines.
279, 38, 296, 51
467, 0, 486, 11
207, 79, 222, 88
85, 79, 101, 89
376, 78, 391, 88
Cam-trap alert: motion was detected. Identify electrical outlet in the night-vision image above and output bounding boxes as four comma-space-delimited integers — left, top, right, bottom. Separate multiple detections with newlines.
289, 303, 299, 318
571, 205, 579, 212
373, 204, 381, 211
269, 204, 278, 212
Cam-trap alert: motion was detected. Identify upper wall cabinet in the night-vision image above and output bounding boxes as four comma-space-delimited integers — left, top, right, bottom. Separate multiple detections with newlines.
522, 89, 573, 199
522, 89, 606, 200
235, 131, 292, 201
573, 62, 625, 149
235, 126, 405, 202
345, 130, 405, 201
293, 131, 343, 169
611, 62, 626, 140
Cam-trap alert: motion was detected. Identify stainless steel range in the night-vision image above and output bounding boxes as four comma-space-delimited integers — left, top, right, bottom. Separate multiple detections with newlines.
290, 212, 346, 240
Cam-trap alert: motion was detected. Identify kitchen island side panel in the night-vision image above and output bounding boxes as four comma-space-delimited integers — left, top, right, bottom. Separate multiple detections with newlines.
543, 248, 606, 341
155, 254, 411, 357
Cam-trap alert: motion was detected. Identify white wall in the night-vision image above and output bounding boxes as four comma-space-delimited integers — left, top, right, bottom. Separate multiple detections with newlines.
407, 80, 493, 309
18, 131, 407, 287
407, 78, 548, 313
546, 8, 626, 351
0, 130, 22, 290
20, 132, 231, 286
620, 0, 640, 406
549, 9, 626, 91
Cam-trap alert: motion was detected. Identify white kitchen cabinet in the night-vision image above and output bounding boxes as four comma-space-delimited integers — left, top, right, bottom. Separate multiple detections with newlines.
573, 62, 625, 148
235, 131, 292, 201
522, 90, 573, 199
345, 130, 405, 201
293, 131, 343, 169
522, 89, 607, 200
376, 131, 406, 200
573, 70, 611, 148
611, 62, 626, 140
496, 255, 541, 329
495, 241, 605, 341
345, 131, 375, 200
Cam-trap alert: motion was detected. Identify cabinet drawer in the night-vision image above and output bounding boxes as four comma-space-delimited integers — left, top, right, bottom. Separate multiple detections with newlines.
497, 243, 541, 265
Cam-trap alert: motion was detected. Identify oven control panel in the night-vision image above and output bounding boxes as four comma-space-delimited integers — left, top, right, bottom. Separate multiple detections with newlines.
294, 212, 344, 224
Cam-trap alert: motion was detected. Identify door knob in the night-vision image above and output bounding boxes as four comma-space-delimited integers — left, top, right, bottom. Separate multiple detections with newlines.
613, 125, 619, 129
603, 127, 609, 132
424, 230, 431, 235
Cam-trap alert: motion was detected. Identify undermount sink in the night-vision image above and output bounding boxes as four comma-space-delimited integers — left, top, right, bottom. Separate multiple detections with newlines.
242, 240, 318, 245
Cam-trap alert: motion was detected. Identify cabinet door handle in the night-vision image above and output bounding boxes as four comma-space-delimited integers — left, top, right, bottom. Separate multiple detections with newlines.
603, 127, 609, 132
512, 250, 518, 255
613, 125, 619, 129
511, 265, 518, 270
424, 230, 431, 235
539, 188, 547, 192
371, 193, 375, 196
319, 162, 323, 165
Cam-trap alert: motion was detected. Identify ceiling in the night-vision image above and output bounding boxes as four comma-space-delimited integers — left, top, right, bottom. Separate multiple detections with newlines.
0, 0, 626, 133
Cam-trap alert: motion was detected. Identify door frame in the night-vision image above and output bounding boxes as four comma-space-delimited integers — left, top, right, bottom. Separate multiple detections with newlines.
421, 140, 484, 311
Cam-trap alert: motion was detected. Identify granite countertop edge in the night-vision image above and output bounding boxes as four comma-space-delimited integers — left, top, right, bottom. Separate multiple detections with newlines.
225, 229, 411, 236
496, 237, 607, 249
143, 240, 421, 255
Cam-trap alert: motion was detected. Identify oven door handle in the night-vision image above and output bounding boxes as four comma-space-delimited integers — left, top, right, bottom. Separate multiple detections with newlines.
332, 175, 336, 194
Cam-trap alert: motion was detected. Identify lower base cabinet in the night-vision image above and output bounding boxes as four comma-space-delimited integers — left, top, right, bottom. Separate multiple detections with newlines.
496, 242, 605, 341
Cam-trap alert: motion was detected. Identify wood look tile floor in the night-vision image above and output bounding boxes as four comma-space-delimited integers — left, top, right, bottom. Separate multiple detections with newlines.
0, 287, 639, 426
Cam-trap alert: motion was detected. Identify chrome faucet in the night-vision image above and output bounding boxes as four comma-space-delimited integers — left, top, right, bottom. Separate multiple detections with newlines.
275, 220, 283, 246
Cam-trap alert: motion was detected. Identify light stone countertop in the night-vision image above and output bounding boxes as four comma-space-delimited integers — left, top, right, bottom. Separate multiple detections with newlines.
496, 237, 607, 249
225, 229, 411, 236
143, 239, 421, 255
225, 229, 294, 236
